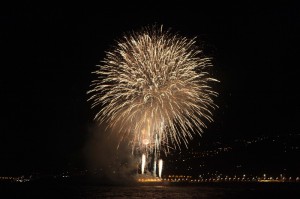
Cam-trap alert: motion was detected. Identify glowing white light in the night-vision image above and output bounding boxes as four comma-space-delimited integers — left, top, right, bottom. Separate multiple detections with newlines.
141, 154, 146, 174
158, 159, 163, 178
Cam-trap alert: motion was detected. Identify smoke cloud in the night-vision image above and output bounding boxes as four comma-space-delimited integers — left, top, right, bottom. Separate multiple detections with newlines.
84, 123, 138, 185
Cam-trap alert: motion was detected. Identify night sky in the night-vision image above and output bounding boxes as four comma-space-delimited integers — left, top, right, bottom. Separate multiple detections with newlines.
1, 2, 299, 175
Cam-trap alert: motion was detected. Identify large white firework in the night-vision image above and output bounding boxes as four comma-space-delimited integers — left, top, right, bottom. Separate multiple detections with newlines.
88, 25, 218, 154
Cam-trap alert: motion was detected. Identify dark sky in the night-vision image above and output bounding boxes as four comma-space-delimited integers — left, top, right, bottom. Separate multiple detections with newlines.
1, 2, 299, 174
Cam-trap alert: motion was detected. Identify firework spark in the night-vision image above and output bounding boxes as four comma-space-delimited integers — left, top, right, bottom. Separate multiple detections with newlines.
141, 154, 146, 175
158, 159, 163, 178
88, 25, 218, 155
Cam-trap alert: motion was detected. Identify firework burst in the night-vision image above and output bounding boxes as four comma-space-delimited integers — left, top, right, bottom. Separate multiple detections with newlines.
88, 25, 218, 154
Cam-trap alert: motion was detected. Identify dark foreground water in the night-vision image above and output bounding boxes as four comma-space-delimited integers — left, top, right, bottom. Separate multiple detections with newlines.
1, 183, 300, 199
